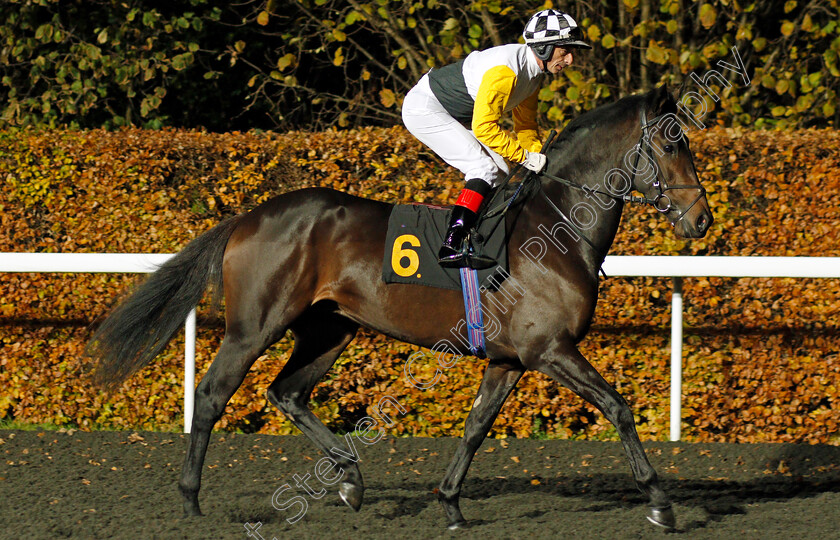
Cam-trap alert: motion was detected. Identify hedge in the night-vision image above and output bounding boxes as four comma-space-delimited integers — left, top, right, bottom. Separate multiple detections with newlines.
0, 126, 838, 444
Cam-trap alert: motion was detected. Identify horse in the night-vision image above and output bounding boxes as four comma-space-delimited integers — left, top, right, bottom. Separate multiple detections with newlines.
87, 85, 712, 530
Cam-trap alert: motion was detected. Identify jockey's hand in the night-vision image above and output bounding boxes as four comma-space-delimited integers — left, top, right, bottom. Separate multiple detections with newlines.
522, 151, 547, 174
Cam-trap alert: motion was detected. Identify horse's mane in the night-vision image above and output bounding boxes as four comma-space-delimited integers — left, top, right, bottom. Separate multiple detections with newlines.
558, 93, 646, 141
548, 87, 675, 171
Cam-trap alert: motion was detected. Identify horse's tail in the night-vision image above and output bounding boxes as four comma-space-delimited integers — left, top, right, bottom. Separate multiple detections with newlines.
88, 216, 241, 388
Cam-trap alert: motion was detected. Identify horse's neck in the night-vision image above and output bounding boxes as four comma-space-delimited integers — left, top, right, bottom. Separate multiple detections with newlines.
526, 126, 634, 274
537, 174, 624, 271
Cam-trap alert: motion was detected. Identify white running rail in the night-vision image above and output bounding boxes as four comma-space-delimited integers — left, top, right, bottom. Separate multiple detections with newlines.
3, 253, 840, 439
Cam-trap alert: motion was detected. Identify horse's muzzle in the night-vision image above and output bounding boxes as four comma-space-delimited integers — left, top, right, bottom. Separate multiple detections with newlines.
678, 208, 713, 238
696, 212, 711, 235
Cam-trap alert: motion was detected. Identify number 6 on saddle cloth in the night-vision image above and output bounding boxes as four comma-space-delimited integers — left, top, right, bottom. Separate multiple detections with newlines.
380, 200, 511, 358
381, 131, 554, 357
381, 202, 508, 291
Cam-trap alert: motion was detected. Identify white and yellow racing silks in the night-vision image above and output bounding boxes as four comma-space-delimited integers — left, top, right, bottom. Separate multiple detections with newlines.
462, 44, 545, 163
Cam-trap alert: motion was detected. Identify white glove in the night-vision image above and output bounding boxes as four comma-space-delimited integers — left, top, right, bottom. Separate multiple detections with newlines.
522, 151, 547, 173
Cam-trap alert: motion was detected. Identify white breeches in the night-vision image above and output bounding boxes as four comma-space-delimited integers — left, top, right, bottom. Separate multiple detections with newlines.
401, 73, 509, 187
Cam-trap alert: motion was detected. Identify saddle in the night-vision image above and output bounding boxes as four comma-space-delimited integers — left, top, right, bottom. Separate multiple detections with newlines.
380, 179, 535, 291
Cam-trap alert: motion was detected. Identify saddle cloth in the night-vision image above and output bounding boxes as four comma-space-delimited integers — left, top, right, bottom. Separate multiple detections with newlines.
381, 203, 508, 291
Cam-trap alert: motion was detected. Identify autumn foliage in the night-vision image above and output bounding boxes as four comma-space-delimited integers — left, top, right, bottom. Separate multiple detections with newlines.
1, 126, 838, 444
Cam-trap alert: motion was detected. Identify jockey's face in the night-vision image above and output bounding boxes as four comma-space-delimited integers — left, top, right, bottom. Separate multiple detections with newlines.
546, 47, 574, 74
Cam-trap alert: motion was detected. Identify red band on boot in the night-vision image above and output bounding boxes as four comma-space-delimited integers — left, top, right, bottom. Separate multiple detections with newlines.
455, 189, 484, 213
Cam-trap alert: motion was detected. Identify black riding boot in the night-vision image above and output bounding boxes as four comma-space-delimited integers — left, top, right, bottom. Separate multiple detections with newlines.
438, 205, 472, 267
438, 179, 496, 269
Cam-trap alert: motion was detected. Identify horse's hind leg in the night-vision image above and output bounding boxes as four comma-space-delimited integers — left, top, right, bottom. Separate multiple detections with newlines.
179, 332, 274, 516
527, 340, 675, 529
438, 359, 524, 529
265, 308, 363, 510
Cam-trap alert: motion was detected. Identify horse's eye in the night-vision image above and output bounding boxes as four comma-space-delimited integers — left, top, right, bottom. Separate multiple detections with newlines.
663, 144, 674, 153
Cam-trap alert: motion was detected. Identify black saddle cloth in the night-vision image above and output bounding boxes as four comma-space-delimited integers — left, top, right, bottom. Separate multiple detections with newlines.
381, 203, 508, 291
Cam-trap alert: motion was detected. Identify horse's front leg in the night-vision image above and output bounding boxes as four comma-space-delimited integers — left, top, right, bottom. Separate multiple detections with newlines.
437, 359, 524, 529
524, 339, 675, 530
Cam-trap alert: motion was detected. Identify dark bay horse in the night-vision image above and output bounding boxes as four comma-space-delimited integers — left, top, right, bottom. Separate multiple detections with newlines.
88, 85, 712, 530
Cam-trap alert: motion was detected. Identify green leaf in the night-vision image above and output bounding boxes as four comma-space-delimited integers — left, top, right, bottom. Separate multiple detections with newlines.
699, 4, 717, 29
171, 53, 192, 71
601, 34, 616, 49
781, 21, 795, 36
646, 40, 669, 65
142, 11, 158, 27
547, 105, 564, 122
442, 18, 458, 32
689, 52, 703, 68
565, 86, 580, 100
795, 95, 813, 111
35, 24, 53, 42
468, 24, 482, 39
277, 53, 295, 71
565, 70, 583, 84
736, 24, 752, 40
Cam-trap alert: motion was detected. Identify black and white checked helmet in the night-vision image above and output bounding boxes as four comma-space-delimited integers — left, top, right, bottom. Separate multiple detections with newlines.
523, 9, 591, 60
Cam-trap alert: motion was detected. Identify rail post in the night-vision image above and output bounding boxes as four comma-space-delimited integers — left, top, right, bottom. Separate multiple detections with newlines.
669, 277, 683, 441
184, 309, 197, 434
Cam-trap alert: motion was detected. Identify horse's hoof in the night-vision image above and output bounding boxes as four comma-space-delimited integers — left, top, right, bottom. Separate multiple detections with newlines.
646, 505, 676, 530
447, 520, 468, 530
338, 482, 364, 512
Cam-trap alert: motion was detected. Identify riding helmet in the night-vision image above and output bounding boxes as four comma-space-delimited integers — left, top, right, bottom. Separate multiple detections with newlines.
523, 9, 592, 61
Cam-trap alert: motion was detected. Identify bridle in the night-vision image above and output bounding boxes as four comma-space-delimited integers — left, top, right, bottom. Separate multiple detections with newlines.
534, 107, 707, 229
501, 106, 707, 274
631, 109, 707, 227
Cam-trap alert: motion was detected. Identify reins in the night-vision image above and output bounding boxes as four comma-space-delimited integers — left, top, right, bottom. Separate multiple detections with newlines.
530, 107, 707, 277
474, 105, 705, 279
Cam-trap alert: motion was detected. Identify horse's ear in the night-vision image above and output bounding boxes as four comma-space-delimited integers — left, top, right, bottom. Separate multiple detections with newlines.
653, 84, 673, 113
676, 77, 690, 100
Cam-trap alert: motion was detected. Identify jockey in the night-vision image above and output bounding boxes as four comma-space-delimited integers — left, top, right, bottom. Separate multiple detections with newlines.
402, 9, 591, 268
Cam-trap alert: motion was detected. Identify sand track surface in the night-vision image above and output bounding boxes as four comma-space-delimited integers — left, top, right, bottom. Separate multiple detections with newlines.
2, 430, 839, 539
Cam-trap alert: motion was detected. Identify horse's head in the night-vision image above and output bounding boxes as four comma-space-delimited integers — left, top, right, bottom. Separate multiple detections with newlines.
626, 85, 713, 238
